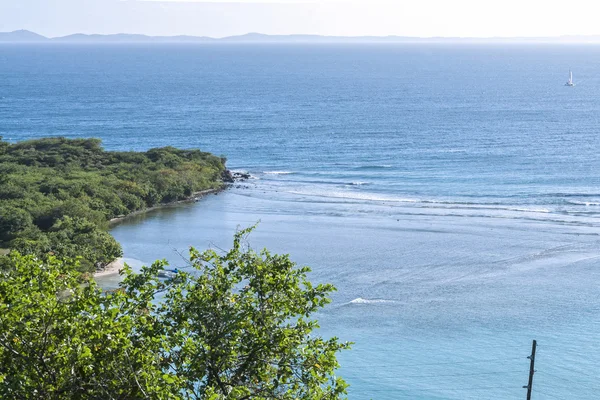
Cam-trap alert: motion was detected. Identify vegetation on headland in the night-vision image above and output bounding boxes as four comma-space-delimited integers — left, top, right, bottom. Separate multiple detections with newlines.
0, 227, 350, 399
0, 138, 350, 397
0, 137, 227, 273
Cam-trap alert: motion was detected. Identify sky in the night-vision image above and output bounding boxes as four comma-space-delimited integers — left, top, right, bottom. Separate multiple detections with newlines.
2, 0, 600, 38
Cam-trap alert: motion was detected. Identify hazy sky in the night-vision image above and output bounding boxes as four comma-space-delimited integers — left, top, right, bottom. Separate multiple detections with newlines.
2, 0, 600, 38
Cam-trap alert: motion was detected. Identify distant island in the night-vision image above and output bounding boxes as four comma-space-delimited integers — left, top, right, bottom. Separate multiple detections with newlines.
4, 29, 600, 44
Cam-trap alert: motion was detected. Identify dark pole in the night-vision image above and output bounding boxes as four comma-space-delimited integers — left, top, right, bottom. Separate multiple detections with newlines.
525, 340, 537, 400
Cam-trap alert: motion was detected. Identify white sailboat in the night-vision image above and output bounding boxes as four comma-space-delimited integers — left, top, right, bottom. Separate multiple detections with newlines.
565, 70, 575, 86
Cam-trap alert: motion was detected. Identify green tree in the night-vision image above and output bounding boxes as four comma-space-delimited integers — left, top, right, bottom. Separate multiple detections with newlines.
0, 228, 350, 399
0, 206, 33, 242
44, 216, 123, 272
0, 253, 176, 399
0, 137, 8, 155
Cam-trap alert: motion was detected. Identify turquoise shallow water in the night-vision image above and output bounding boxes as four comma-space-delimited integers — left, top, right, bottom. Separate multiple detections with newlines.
104, 190, 600, 400
3, 44, 600, 398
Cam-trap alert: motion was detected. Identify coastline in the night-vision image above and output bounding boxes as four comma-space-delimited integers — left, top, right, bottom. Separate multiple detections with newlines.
93, 257, 124, 278
108, 187, 225, 226
99, 185, 232, 277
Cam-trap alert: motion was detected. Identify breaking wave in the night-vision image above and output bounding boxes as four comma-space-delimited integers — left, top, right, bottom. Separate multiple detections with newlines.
263, 171, 295, 175
349, 297, 395, 305
567, 200, 600, 206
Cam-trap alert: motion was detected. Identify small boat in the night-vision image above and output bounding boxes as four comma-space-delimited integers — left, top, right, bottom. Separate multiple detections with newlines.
565, 70, 575, 86
158, 269, 178, 279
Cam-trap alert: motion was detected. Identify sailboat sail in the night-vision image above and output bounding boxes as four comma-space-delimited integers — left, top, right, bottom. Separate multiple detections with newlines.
566, 70, 575, 86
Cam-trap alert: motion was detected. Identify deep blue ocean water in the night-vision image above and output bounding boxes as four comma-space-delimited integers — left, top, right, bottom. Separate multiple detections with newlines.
2, 44, 600, 399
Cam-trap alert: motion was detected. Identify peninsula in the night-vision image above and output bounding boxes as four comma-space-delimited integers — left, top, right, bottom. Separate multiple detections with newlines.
0, 137, 229, 273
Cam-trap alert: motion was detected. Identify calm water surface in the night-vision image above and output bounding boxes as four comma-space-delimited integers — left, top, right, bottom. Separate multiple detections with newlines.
2, 44, 600, 399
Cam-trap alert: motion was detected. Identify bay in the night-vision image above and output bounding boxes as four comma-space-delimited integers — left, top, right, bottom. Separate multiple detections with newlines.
2, 43, 600, 399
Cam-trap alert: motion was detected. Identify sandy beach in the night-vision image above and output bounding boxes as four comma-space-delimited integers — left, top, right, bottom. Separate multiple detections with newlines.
93, 258, 124, 278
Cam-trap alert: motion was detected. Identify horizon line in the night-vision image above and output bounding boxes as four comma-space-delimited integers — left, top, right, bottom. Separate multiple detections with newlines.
4, 29, 600, 43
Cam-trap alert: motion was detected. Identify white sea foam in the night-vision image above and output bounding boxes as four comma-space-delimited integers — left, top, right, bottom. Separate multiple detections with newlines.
567, 200, 600, 206
229, 169, 259, 179
263, 171, 294, 175
284, 187, 556, 215
350, 181, 370, 186
288, 190, 419, 203
506, 207, 551, 213
349, 297, 395, 304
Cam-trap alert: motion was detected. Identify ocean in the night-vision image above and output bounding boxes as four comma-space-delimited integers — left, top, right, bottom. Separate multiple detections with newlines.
2, 44, 600, 399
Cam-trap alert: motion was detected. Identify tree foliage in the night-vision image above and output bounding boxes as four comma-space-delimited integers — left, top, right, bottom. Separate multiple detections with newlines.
0, 228, 350, 399
0, 137, 227, 272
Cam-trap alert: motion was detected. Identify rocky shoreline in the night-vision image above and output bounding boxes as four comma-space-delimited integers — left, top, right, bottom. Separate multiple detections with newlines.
221, 170, 252, 183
